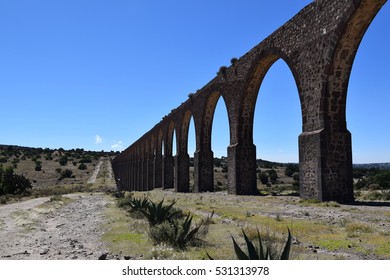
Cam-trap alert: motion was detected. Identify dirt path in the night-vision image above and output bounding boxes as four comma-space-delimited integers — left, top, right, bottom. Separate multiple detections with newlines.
0, 192, 111, 260
87, 159, 103, 184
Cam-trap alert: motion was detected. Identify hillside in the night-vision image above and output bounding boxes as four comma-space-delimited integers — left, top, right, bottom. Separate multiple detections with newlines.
0, 145, 117, 190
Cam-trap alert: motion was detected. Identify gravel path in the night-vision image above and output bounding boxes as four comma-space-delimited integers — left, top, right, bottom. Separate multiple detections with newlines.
0, 193, 110, 260
87, 159, 103, 184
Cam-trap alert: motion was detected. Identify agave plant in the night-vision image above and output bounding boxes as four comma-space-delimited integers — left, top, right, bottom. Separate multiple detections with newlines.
232, 228, 292, 260
129, 196, 150, 212
139, 199, 181, 226
149, 212, 209, 249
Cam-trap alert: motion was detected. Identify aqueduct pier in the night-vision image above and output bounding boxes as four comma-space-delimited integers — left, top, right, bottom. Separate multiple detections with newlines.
112, 0, 387, 203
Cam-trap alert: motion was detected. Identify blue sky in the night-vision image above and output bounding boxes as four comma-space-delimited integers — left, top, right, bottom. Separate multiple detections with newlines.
0, 0, 389, 163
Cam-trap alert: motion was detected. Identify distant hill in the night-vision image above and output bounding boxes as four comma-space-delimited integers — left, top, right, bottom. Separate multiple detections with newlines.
0, 144, 118, 189
353, 163, 390, 170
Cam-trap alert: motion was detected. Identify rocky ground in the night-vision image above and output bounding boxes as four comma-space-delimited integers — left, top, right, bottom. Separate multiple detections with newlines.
0, 193, 110, 260
0, 158, 115, 260
0, 158, 389, 260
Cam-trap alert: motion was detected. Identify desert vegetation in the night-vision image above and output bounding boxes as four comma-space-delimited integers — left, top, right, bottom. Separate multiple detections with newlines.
1, 145, 389, 260
0, 145, 117, 203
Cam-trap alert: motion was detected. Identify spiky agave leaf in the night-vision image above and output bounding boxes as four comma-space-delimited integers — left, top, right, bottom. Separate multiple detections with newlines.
242, 229, 259, 260
232, 235, 249, 260
256, 228, 267, 260
280, 228, 292, 260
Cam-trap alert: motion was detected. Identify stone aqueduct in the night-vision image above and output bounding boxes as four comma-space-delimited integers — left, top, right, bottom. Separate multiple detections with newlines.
112, 0, 387, 203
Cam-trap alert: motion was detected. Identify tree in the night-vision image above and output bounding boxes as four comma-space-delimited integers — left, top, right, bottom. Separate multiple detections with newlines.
259, 172, 269, 185
78, 163, 87, 170
268, 169, 278, 184
59, 155, 68, 166
285, 164, 299, 177
0, 165, 32, 195
59, 169, 73, 180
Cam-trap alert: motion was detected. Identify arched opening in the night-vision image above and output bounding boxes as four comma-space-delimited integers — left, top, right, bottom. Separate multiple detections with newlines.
161, 140, 165, 156
254, 59, 301, 194
347, 5, 390, 164
211, 95, 230, 191
316, 0, 389, 202
162, 121, 176, 189
188, 115, 196, 190
174, 110, 193, 192
346, 3, 389, 200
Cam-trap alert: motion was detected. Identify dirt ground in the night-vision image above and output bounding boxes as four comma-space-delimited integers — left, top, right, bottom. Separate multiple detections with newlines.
0, 159, 389, 260
0, 192, 110, 260
0, 158, 116, 260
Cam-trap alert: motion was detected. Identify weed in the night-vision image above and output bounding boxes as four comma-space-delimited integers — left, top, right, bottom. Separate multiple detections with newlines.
346, 223, 373, 238
49, 194, 63, 202
0, 196, 7, 204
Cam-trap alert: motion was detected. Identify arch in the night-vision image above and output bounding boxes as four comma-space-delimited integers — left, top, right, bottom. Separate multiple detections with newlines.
240, 50, 302, 144
229, 50, 302, 195
202, 92, 230, 151
347, 4, 389, 163
162, 121, 175, 189
174, 110, 193, 192
179, 110, 193, 154
158, 129, 164, 156
166, 121, 175, 156
326, 0, 387, 132
254, 59, 301, 163
112, 0, 389, 203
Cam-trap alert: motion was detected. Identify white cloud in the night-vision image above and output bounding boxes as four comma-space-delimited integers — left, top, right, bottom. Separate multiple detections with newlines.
95, 135, 103, 144
111, 140, 123, 150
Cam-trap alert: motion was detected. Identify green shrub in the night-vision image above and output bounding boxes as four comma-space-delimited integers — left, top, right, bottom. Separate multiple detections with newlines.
59, 156, 68, 166
59, 169, 73, 180
0, 165, 32, 195
78, 163, 87, 170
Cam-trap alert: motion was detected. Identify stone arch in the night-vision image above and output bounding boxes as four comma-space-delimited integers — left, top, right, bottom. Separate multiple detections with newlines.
179, 110, 193, 154
174, 110, 193, 192
240, 50, 302, 145
202, 92, 230, 150
162, 121, 175, 189
326, 0, 387, 131
166, 121, 176, 156
193, 91, 230, 192
112, 0, 388, 203
228, 49, 302, 195
308, 0, 388, 202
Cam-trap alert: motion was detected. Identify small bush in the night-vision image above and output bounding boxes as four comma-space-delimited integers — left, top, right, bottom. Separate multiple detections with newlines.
50, 194, 63, 202
78, 163, 87, 170
59, 156, 68, 166
59, 169, 73, 180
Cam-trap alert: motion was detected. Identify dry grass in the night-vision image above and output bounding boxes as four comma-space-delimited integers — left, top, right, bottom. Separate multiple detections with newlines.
100, 189, 390, 260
